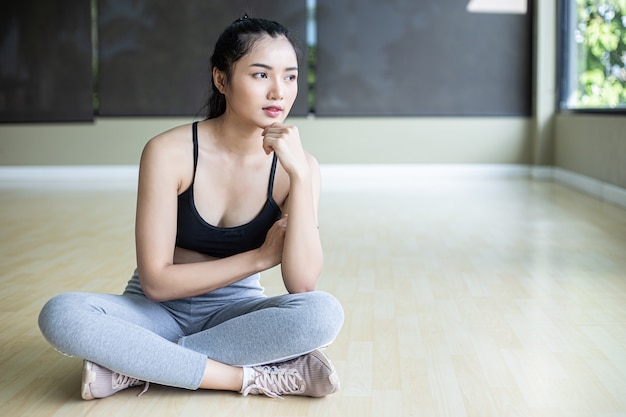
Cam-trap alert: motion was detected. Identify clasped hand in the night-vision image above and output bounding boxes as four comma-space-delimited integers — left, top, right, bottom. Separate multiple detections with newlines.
257, 214, 288, 269
262, 123, 308, 179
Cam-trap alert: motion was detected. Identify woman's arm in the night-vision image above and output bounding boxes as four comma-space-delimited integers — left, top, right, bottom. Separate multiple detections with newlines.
281, 154, 323, 293
262, 123, 324, 293
134, 130, 285, 302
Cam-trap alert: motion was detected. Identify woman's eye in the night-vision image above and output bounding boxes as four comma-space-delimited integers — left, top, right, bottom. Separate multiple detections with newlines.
253, 72, 268, 79
286, 74, 297, 82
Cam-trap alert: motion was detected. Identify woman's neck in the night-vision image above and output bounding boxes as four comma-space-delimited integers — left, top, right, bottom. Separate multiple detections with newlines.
209, 114, 265, 157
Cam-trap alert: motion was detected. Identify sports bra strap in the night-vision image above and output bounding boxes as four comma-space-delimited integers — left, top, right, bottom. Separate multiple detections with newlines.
268, 152, 278, 198
191, 122, 199, 183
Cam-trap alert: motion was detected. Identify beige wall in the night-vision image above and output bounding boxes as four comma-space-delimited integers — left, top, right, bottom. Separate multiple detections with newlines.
0, 118, 181, 166
0, 117, 532, 166
555, 114, 626, 188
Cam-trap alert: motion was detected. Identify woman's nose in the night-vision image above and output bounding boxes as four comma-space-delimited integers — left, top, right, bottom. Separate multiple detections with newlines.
268, 79, 284, 100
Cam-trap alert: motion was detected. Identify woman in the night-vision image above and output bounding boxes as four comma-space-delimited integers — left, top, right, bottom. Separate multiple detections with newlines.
38, 16, 344, 400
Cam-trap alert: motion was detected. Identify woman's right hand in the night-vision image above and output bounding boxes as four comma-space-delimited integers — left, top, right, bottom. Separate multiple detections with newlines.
257, 214, 288, 269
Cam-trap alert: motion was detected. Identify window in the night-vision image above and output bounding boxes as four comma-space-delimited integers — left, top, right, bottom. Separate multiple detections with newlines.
1, 0, 536, 121
560, 0, 626, 110
0, 0, 93, 122
0, 0, 308, 122
314, 0, 532, 116
96, 0, 309, 117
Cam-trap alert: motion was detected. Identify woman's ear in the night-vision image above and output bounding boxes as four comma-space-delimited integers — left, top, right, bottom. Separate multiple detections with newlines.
213, 67, 226, 94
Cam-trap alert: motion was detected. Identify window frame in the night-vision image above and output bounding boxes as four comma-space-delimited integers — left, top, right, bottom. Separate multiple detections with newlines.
557, 0, 626, 114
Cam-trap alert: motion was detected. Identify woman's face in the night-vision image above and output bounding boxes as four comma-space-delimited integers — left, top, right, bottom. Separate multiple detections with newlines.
219, 35, 298, 128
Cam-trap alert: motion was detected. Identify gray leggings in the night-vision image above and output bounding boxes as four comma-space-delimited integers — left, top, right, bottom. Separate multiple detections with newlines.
38, 272, 344, 390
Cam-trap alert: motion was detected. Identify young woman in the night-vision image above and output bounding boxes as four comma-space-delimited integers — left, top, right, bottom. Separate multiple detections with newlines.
38, 16, 344, 400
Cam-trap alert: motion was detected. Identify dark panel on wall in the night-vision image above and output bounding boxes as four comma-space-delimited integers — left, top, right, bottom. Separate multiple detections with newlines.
315, 0, 532, 116
0, 1, 93, 122
98, 0, 308, 117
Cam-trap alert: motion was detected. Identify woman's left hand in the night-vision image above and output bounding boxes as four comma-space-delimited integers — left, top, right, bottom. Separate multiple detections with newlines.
262, 122, 309, 179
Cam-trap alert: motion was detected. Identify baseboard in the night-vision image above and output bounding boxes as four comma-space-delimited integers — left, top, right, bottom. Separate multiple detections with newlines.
553, 168, 626, 209
320, 164, 532, 189
1, 164, 625, 209
0, 164, 533, 189
0, 165, 139, 189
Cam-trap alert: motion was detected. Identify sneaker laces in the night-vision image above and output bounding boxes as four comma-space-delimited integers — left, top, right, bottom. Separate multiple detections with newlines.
112, 372, 150, 397
242, 366, 305, 399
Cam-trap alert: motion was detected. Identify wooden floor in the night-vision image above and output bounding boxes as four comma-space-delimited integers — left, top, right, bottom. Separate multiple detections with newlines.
1, 172, 626, 417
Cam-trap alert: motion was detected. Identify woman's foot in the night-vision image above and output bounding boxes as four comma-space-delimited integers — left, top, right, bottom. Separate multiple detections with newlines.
241, 350, 340, 398
81, 360, 149, 400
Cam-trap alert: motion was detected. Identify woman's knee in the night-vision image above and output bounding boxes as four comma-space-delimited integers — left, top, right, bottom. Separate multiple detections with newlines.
299, 291, 344, 342
310, 291, 343, 320
39, 293, 78, 329
38, 292, 94, 352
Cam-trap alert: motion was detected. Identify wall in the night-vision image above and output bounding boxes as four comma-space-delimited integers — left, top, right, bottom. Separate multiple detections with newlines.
0, 117, 531, 166
554, 114, 626, 189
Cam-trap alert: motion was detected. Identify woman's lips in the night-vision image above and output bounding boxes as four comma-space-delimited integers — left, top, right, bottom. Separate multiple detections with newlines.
263, 106, 283, 117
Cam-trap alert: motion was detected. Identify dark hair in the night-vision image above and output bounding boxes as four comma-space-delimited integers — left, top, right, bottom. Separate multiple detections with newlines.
205, 16, 301, 120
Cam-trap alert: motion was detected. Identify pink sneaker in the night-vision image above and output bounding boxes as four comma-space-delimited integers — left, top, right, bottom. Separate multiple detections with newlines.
242, 350, 340, 398
81, 360, 149, 400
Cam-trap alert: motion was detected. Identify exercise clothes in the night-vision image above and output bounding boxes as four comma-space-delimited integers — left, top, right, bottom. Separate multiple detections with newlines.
176, 122, 282, 259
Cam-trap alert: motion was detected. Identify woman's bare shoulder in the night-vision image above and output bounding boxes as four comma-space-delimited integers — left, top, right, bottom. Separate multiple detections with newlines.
145, 123, 194, 150
140, 123, 196, 163
138, 123, 197, 188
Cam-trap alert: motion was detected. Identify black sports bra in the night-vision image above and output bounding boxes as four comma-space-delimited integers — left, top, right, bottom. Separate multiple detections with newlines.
175, 122, 282, 258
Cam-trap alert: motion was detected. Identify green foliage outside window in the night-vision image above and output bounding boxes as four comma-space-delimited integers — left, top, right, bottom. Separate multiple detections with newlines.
574, 0, 626, 108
